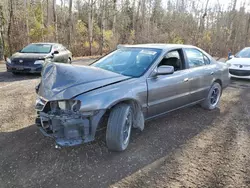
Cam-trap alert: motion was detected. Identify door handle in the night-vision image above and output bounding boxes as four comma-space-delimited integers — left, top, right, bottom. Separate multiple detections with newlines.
183, 78, 189, 82
210, 72, 214, 75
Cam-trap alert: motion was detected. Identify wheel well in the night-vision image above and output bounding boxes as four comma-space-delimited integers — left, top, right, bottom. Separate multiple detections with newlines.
109, 99, 141, 112
214, 79, 222, 87
98, 99, 142, 130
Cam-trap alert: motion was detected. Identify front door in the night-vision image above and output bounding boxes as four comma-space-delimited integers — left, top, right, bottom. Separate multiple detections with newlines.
147, 49, 191, 118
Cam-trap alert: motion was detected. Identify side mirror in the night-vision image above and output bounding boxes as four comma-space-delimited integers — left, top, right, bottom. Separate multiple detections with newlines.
52, 50, 59, 55
156, 65, 174, 76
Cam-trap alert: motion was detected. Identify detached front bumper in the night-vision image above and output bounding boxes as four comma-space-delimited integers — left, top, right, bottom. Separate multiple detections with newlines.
36, 110, 105, 146
6, 63, 42, 73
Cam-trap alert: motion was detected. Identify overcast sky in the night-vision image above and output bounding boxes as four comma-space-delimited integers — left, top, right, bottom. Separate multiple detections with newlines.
56, 0, 250, 12
209, 0, 250, 10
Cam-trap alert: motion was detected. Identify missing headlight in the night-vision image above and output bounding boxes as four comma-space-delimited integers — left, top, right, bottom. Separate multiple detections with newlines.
50, 101, 59, 111
50, 100, 81, 112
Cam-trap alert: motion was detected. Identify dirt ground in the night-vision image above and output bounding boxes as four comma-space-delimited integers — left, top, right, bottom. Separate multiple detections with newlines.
0, 60, 250, 188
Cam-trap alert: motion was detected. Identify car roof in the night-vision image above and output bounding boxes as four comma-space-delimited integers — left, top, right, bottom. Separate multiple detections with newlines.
30, 42, 60, 46
117, 43, 197, 50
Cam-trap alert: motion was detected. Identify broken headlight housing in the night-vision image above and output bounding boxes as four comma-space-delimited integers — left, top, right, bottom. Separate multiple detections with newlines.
50, 100, 81, 112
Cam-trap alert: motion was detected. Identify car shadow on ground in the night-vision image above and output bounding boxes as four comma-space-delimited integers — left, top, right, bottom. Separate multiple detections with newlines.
0, 105, 222, 188
0, 71, 40, 83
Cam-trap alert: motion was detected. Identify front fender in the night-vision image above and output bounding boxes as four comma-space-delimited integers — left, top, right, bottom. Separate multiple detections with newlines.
74, 78, 148, 114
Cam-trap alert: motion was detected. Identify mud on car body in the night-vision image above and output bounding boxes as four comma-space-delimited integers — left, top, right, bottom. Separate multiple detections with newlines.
35, 44, 230, 151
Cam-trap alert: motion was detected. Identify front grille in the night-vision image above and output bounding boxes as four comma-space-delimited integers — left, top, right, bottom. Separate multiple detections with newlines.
12, 58, 35, 66
229, 69, 250, 76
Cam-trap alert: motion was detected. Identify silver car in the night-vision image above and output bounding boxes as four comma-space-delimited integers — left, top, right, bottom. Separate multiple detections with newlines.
35, 44, 230, 151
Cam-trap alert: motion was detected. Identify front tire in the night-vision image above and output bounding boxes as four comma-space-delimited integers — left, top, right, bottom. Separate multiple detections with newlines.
106, 103, 133, 151
201, 82, 222, 110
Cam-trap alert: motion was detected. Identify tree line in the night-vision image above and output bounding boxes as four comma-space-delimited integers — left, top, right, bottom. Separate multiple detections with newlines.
0, 0, 250, 59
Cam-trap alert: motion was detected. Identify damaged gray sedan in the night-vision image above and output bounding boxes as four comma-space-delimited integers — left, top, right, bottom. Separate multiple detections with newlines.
35, 44, 229, 151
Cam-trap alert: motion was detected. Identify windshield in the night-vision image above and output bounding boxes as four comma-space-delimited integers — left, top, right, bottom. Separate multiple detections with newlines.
235, 48, 250, 58
91, 48, 162, 77
20, 44, 52, 53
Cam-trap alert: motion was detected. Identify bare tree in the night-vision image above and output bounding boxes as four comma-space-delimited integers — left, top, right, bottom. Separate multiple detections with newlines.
46, 0, 49, 27
67, 0, 73, 48
112, 0, 117, 34
199, 0, 210, 33
245, 14, 250, 46
227, 0, 238, 51
0, 4, 5, 59
100, 0, 105, 55
40, 0, 45, 41
7, 0, 14, 55
52, 0, 58, 42
24, 0, 30, 44
88, 0, 94, 55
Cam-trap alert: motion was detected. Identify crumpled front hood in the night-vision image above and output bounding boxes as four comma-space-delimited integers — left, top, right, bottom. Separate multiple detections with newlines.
38, 63, 130, 100
11, 52, 49, 60
227, 58, 250, 65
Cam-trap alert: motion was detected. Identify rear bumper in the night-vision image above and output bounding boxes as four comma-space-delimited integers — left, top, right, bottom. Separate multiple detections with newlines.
6, 63, 42, 73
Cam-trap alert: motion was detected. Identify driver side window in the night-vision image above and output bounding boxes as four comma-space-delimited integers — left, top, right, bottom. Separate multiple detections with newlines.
52, 45, 60, 52
158, 50, 183, 71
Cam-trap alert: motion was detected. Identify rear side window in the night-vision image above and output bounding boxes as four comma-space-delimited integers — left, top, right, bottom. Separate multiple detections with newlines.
53, 45, 60, 52
185, 48, 206, 68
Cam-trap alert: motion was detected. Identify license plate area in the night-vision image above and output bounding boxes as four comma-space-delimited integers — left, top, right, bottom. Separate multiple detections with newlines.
16, 67, 24, 70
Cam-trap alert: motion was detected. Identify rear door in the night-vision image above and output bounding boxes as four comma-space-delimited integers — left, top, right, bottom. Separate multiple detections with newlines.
147, 49, 192, 118
183, 48, 214, 103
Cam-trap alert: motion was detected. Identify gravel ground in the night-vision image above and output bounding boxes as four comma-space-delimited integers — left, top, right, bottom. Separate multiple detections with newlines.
0, 60, 250, 188
111, 82, 250, 188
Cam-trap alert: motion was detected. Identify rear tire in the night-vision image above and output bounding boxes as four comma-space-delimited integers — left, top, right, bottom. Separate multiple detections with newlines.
201, 82, 222, 110
106, 103, 133, 151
